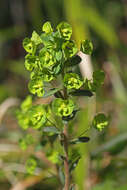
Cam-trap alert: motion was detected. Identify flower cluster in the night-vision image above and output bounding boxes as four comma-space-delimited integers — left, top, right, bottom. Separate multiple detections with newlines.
52, 98, 75, 117
23, 21, 94, 98
17, 95, 47, 130
64, 73, 83, 90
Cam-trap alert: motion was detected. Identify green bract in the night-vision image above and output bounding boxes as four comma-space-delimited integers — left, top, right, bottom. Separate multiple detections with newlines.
57, 22, 72, 40
80, 39, 93, 55
30, 69, 54, 82
31, 31, 42, 45
64, 73, 83, 90
23, 38, 36, 54
92, 113, 108, 131
42, 21, 53, 34
28, 105, 47, 129
28, 78, 44, 97
52, 98, 75, 117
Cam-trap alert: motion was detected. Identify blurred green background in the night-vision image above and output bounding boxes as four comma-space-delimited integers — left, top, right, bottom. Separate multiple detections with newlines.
0, 0, 127, 189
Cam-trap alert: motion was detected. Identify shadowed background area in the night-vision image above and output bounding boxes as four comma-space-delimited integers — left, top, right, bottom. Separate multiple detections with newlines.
0, 0, 127, 190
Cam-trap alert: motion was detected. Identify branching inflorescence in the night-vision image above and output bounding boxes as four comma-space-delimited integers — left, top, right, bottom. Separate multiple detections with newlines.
17, 21, 109, 190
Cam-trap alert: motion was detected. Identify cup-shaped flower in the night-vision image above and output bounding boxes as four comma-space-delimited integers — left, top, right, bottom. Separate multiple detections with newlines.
62, 40, 78, 58
92, 113, 108, 131
28, 78, 44, 97
30, 69, 54, 82
64, 73, 83, 90
28, 105, 47, 129
26, 157, 37, 175
52, 98, 75, 117
57, 22, 72, 40
23, 38, 36, 54
39, 49, 56, 69
25, 54, 40, 71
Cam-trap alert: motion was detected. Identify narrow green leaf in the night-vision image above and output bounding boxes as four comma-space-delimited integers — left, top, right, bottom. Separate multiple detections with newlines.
70, 136, 90, 144
62, 110, 79, 121
69, 89, 93, 97
65, 55, 82, 67
69, 156, 81, 172
43, 88, 62, 98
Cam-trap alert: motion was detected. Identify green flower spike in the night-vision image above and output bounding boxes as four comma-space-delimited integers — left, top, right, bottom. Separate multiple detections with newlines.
23, 38, 36, 54
57, 22, 72, 40
28, 105, 47, 129
64, 73, 83, 90
92, 113, 108, 131
52, 98, 75, 117
28, 78, 44, 97
62, 40, 78, 58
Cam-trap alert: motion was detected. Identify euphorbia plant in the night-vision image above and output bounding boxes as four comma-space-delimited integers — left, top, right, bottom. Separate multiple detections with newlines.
17, 21, 108, 190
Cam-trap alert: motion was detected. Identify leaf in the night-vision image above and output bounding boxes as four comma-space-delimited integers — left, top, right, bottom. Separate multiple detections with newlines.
69, 89, 93, 97
65, 55, 82, 67
52, 63, 62, 75
54, 91, 64, 99
80, 39, 93, 55
43, 126, 60, 134
70, 136, 90, 144
56, 50, 62, 61
43, 88, 62, 98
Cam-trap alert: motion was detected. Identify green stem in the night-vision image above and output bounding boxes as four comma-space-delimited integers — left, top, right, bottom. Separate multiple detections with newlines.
63, 124, 70, 190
